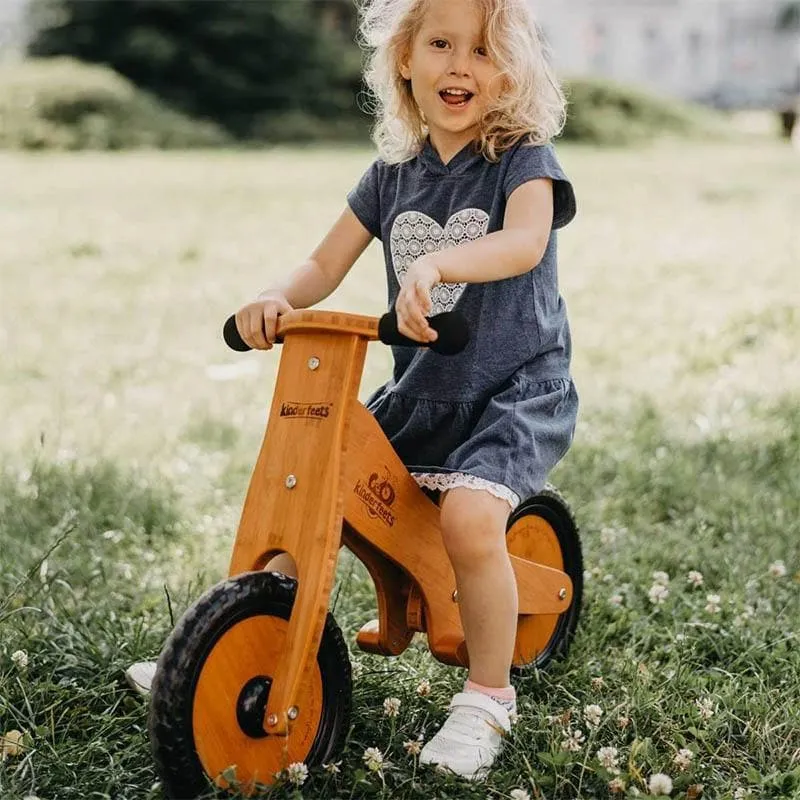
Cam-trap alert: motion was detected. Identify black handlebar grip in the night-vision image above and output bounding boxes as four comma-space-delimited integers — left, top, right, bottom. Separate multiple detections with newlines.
378, 307, 469, 356
223, 315, 251, 352
224, 309, 470, 356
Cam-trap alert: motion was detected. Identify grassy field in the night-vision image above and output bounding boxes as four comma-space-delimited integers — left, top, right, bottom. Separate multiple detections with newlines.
1, 139, 799, 800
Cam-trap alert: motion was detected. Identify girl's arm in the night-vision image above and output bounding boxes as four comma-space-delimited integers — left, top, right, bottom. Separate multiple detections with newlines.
237, 207, 373, 349
439, 179, 554, 283
397, 179, 554, 342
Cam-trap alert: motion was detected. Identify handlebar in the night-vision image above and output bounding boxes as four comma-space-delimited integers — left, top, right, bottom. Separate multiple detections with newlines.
223, 307, 469, 356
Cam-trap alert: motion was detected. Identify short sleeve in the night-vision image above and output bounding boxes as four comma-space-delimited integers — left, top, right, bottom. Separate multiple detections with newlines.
347, 159, 382, 240
503, 143, 577, 230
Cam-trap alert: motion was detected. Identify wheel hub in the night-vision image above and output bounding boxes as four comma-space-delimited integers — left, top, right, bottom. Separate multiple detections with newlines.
236, 675, 272, 738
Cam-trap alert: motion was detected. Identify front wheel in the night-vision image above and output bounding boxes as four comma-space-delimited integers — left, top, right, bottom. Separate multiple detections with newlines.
506, 484, 583, 672
148, 570, 352, 798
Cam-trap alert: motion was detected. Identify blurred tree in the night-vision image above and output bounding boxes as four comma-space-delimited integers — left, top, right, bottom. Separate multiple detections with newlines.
26, 0, 364, 137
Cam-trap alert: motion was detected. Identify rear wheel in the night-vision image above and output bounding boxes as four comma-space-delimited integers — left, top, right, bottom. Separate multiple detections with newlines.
148, 570, 351, 798
506, 485, 583, 672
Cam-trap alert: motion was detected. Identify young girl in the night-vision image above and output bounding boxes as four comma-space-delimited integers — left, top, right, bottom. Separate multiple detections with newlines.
128, 0, 578, 781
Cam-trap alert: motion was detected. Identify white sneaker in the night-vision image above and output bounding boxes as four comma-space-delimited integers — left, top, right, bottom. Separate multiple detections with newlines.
125, 660, 157, 696
419, 691, 512, 780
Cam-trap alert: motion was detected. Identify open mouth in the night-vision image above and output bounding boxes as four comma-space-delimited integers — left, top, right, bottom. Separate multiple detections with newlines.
439, 89, 474, 108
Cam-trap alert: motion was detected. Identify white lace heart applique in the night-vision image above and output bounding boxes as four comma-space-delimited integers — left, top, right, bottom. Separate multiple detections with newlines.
389, 209, 489, 314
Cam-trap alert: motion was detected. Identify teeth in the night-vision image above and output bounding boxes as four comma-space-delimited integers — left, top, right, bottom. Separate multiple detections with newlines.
442, 89, 469, 96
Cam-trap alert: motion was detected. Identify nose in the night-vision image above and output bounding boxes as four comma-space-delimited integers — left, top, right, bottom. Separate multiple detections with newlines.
447, 47, 472, 77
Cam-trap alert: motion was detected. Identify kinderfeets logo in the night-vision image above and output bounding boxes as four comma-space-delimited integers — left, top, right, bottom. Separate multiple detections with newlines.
353, 468, 396, 527
279, 401, 333, 420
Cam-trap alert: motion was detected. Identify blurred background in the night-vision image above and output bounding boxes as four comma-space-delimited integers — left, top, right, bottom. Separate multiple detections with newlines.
0, 0, 799, 147
1, 3, 798, 799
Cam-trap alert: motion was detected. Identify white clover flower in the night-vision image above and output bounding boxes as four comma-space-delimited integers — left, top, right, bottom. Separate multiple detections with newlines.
648, 772, 673, 795
673, 748, 694, 771
596, 746, 620, 773
705, 594, 721, 614
609, 593, 624, 607
363, 746, 385, 772
608, 777, 627, 794
695, 696, 716, 720
768, 560, 787, 578
600, 527, 617, 546
11, 650, 28, 669
583, 704, 603, 728
403, 737, 423, 756
383, 697, 401, 717
733, 789, 753, 799
648, 584, 669, 605
509, 709, 519, 725
652, 571, 670, 586
510, 790, 531, 800
687, 570, 704, 587
560, 728, 585, 752
591, 676, 606, 690
323, 760, 341, 774
284, 762, 308, 786
415, 678, 431, 696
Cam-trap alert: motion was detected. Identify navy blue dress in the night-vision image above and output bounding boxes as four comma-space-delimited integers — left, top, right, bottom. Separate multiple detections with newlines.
347, 137, 579, 508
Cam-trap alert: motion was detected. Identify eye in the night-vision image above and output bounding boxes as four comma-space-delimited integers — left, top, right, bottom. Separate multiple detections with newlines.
475, 46, 488, 57
431, 39, 449, 49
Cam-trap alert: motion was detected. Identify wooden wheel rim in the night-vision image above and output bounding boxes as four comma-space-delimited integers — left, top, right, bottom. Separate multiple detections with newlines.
507, 513, 565, 667
192, 614, 324, 793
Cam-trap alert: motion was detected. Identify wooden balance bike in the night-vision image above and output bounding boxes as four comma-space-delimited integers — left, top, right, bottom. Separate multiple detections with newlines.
147, 308, 583, 798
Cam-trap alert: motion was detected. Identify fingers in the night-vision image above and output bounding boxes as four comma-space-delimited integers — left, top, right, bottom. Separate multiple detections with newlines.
397, 281, 437, 343
237, 296, 293, 350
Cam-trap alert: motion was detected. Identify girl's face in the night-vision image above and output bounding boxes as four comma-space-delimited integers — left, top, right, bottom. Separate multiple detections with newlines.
400, 0, 505, 161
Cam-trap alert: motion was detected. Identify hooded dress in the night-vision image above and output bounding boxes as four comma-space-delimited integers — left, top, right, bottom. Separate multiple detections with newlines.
346, 137, 578, 508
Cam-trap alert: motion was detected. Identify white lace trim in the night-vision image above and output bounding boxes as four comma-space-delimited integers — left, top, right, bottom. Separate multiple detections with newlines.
412, 472, 520, 509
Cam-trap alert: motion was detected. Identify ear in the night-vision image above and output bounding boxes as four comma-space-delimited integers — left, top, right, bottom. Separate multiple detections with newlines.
398, 42, 413, 80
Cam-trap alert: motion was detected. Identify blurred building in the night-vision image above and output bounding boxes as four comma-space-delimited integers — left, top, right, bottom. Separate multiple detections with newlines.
0, 0, 26, 61
536, 0, 800, 108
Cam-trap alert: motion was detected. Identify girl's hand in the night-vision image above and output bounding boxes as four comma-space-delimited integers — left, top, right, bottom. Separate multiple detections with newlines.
396, 256, 442, 343
235, 291, 293, 350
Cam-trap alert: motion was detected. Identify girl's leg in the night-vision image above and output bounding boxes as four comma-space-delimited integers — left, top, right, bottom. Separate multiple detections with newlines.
439, 486, 517, 688
417, 486, 517, 778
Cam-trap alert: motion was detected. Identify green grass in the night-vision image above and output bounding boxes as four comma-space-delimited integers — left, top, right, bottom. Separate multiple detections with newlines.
1, 139, 799, 799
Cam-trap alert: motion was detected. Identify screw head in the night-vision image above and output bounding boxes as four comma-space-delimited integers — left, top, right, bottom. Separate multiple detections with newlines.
285, 474, 297, 489
558, 588, 568, 600
267, 714, 278, 726
308, 357, 320, 370
288, 706, 299, 720
452, 590, 459, 603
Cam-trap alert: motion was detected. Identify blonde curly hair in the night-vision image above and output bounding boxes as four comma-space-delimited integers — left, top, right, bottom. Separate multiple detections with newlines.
357, 0, 566, 163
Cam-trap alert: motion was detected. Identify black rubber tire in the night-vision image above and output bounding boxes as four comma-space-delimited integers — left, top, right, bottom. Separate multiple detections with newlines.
148, 570, 352, 799
507, 483, 583, 674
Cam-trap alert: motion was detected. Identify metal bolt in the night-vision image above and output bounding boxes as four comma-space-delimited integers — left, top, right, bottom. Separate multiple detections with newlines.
452, 590, 459, 603
288, 706, 299, 720
308, 357, 320, 370
558, 588, 567, 600
285, 474, 297, 489
267, 714, 278, 726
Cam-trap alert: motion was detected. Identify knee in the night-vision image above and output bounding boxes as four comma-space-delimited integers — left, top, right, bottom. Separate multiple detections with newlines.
439, 490, 508, 568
